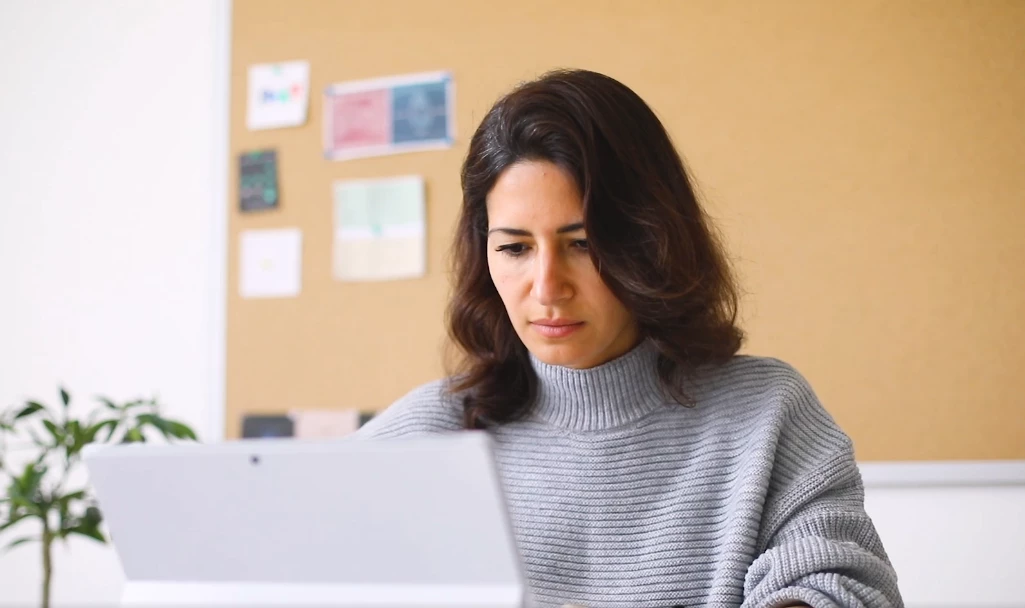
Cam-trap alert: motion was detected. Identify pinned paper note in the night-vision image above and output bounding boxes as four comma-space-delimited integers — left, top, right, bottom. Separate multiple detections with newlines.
239, 228, 302, 298
241, 415, 294, 439
290, 409, 362, 439
247, 61, 310, 130
333, 176, 426, 282
324, 71, 454, 160
239, 149, 279, 212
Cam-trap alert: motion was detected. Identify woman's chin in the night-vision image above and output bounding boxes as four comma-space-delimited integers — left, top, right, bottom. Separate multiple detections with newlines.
524, 340, 594, 369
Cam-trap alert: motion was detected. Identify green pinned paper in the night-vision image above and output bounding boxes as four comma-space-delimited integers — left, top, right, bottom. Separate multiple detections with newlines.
334, 177, 424, 228
332, 175, 426, 282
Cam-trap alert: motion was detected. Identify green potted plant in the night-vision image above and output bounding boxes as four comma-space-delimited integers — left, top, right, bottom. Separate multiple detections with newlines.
0, 387, 197, 608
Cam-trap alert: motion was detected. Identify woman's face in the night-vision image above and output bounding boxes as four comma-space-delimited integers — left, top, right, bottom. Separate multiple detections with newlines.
485, 160, 640, 369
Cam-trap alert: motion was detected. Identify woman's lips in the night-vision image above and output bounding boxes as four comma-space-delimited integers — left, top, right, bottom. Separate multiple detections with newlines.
531, 320, 584, 338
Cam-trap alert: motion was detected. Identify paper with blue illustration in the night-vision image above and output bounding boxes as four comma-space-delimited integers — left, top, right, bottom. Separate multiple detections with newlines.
333, 175, 426, 282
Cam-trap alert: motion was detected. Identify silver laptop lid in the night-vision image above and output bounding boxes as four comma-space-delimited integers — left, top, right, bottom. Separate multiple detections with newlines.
84, 431, 526, 607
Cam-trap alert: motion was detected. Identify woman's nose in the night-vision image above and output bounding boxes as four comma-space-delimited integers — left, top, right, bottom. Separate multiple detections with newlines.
531, 249, 572, 305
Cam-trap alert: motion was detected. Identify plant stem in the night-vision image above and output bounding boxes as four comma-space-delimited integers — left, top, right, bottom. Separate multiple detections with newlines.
42, 524, 52, 608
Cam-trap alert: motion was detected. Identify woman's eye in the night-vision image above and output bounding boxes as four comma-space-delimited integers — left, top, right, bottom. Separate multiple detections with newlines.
571, 239, 589, 251
496, 243, 528, 257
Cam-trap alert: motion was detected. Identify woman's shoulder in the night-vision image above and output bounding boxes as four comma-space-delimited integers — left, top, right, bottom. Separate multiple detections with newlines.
354, 377, 465, 439
687, 354, 855, 471
689, 354, 842, 436
693, 354, 816, 404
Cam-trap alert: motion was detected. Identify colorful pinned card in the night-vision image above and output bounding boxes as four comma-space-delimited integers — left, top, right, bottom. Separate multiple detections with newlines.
323, 71, 455, 160
247, 60, 310, 130
238, 150, 279, 212
333, 176, 426, 282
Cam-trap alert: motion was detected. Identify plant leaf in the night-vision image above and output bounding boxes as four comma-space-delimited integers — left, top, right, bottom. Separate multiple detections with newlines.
122, 427, 144, 443
4, 536, 37, 551
7, 491, 29, 506
18, 461, 47, 494
106, 419, 121, 442
164, 420, 198, 441
8, 494, 37, 510
8, 493, 45, 517
57, 489, 88, 507
41, 419, 63, 446
84, 505, 103, 525
84, 419, 118, 444
83, 408, 100, 427
14, 401, 45, 420
58, 502, 70, 534
137, 414, 196, 441
65, 419, 85, 457
98, 396, 119, 410
0, 512, 31, 534
63, 523, 105, 543
136, 414, 170, 439
60, 387, 70, 408
8, 462, 48, 516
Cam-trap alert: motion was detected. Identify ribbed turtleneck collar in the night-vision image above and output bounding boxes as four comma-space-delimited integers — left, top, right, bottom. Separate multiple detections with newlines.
528, 340, 668, 431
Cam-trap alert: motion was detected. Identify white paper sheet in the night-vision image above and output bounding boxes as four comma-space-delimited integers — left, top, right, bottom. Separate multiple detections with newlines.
247, 61, 310, 130
239, 228, 302, 298
333, 176, 426, 282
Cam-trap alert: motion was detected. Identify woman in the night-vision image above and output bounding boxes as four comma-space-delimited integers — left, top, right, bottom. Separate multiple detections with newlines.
357, 69, 903, 608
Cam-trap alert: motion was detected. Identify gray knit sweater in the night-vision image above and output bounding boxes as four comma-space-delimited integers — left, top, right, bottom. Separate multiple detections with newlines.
356, 341, 903, 608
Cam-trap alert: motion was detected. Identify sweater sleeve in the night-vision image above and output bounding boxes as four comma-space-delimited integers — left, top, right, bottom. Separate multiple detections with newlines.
741, 369, 904, 608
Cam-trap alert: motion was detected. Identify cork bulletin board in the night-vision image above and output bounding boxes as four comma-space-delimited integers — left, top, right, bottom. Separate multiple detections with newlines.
227, 0, 1025, 461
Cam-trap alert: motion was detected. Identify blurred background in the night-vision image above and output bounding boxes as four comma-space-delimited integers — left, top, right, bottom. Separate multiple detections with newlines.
1, 1, 1023, 606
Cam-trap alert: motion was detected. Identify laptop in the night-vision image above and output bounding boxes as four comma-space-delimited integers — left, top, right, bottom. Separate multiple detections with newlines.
83, 431, 530, 607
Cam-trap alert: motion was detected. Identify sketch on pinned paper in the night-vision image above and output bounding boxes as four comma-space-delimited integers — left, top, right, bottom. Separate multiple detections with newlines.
239, 228, 302, 298
247, 60, 310, 130
332, 176, 426, 282
323, 71, 454, 160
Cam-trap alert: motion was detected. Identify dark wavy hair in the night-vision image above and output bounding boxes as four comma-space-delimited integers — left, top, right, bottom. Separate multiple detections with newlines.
446, 69, 743, 429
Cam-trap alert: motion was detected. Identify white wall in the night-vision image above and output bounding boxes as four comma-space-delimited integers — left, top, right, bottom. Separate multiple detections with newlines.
865, 484, 1025, 607
0, 2, 1022, 607
0, 0, 224, 605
